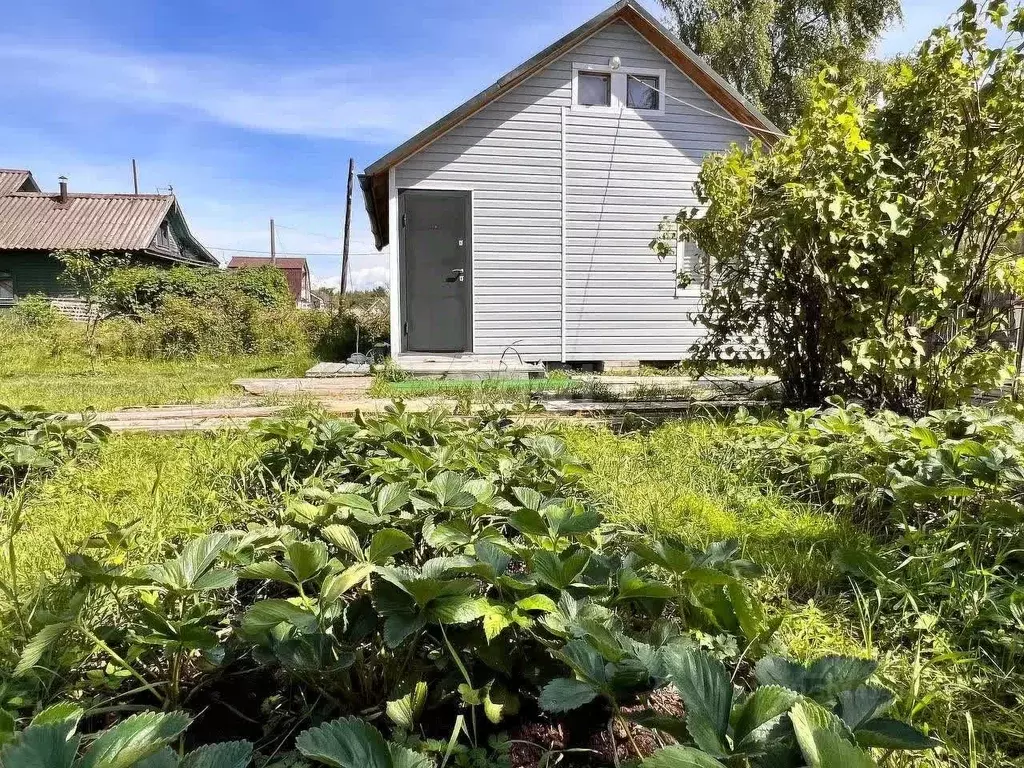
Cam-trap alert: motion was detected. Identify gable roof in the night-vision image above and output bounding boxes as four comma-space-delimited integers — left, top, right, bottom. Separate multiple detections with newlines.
227, 256, 309, 300
0, 191, 217, 265
358, 0, 780, 250
0, 169, 40, 196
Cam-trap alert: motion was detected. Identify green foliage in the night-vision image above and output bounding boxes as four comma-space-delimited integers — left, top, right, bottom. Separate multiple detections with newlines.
660, 0, 900, 129
0, 705, 250, 768
0, 405, 109, 495
634, 647, 934, 767
736, 400, 1024, 667
0, 406, 782, 762
54, 249, 129, 316
658, 2, 1024, 411
95, 265, 305, 359
304, 289, 390, 361
100, 265, 292, 316
7, 295, 63, 330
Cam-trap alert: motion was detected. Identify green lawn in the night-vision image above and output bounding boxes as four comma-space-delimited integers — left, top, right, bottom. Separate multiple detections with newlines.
564, 420, 854, 594
0, 323, 312, 412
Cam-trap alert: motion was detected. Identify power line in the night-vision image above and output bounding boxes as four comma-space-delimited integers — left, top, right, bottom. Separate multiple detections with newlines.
212, 245, 379, 257
627, 74, 785, 138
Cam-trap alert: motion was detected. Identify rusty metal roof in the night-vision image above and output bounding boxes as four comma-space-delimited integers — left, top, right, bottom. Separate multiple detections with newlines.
0, 169, 39, 196
0, 192, 175, 251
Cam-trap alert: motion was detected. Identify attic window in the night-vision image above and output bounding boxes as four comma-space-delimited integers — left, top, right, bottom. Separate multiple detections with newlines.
627, 75, 660, 110
578, 72, 611, 107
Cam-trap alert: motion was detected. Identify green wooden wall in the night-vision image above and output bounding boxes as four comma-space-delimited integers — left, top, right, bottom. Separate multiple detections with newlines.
0, 251, 72, 298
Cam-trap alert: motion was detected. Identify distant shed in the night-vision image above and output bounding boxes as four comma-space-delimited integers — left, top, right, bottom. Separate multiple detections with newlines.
226, 256, 314, 308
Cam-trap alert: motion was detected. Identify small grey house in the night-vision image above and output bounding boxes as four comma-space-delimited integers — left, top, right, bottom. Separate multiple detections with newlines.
0, 170, 217, 312
359, 0, 778, 367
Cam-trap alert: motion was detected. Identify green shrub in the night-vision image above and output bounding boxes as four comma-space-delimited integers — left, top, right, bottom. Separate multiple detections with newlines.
100, 264, 292, 316
7, 295, 62, 330
732, 399, 1024, 760
306, 289, 389, 361
0, 407, 811, 762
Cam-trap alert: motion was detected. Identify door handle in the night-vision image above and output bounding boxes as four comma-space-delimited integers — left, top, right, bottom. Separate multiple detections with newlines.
445, 268, 465, 283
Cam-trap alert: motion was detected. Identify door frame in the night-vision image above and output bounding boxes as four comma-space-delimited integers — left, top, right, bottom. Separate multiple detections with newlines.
397, 188, 474, 354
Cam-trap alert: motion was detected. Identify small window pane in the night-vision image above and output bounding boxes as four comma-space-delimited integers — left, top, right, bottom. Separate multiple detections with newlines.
578, 72, 611, 106
0, 273, 14, 304
627, 75, 660, 110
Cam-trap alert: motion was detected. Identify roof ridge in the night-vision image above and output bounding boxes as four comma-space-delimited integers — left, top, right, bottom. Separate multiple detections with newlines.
0, 168, 31, 174
6, 191, 172, 200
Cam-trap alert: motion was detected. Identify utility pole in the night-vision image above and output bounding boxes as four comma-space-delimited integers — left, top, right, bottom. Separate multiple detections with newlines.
340, 158, 355, 299
270, 218, 277, 264
131, 159, 139, 194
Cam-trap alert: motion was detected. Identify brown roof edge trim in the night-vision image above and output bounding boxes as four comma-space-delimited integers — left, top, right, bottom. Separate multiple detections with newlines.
358, 173, 387, 251
362, 0, 780, 179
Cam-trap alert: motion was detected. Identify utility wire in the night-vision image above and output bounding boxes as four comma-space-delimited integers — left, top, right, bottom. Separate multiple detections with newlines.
212, 245, 379, 257
627, 74, 786, 138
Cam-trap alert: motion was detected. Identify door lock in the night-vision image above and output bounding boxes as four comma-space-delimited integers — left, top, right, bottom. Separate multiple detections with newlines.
445, 268, 465, 283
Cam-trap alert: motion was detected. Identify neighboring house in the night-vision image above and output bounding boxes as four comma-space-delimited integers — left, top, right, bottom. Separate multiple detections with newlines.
226, 256, 314, 308
0, 170, 217, 311
359, 0, 778, 366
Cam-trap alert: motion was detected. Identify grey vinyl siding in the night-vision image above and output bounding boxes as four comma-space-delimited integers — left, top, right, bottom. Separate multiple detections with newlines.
394, 19, 751, 360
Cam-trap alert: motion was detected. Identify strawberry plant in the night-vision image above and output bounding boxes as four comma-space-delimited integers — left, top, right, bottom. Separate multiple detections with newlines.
0, 405, 936, 765
0, 405, 109, 494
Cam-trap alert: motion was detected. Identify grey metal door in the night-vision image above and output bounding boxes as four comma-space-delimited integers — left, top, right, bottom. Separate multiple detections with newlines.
400, 191, 471, 352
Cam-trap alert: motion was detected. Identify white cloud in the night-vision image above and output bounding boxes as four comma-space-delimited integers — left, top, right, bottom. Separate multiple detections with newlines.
315, 266, 389, 292
0, 42, 482, 143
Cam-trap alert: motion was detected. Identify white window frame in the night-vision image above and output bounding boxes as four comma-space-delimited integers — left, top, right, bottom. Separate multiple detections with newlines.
571, 63, 666, 116
675, 240, 712, 298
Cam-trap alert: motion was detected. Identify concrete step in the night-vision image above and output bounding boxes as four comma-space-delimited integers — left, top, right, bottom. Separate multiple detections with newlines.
394, 355, 544, 380
306, 362, 371, 378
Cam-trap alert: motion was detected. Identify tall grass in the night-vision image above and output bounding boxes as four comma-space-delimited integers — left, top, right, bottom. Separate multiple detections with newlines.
565, 415, 1023, 767
0, 431, 261, 588
0, 319, 312, 411
564, 419, 853, 594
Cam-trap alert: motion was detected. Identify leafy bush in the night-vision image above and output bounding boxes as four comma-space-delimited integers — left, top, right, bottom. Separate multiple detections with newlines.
631, 649, 935, 766
0, 405, 110, 495
656, 2, 1024, 411
305, 289, 390, 361
732, 400, 1024, 749
100, 265, 292, 317
6, 295, 63, 330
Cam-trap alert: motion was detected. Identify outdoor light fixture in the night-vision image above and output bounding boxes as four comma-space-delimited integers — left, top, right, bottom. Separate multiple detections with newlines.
609, 55, 621, 70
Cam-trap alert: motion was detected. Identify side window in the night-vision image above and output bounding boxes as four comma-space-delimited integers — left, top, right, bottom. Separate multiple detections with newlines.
0, 272, 14, 305
675, 241, 711, 296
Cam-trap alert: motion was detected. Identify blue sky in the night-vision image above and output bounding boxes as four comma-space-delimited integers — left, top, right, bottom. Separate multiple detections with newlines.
0, 0, 962, 289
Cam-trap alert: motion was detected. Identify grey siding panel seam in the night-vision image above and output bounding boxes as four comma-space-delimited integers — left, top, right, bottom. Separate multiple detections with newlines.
561, 105, 568, 363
